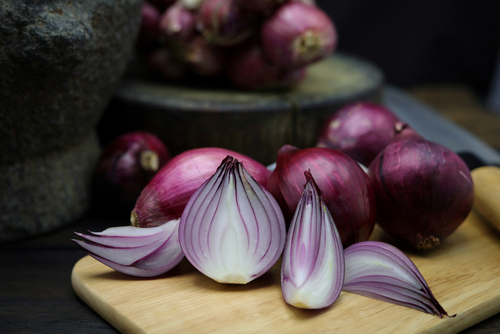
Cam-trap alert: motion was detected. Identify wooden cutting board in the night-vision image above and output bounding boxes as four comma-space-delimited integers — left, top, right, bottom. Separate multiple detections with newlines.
72, 206, 500, 334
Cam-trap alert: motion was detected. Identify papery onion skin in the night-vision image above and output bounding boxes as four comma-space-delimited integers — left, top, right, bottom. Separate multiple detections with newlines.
73, 219, 184, 277
281, 171, 344, 309
344, 241, 452, 317
197, 0, 256, 46
368, 124, 474, 250
261, 2, 337, 68
93, 131, 170, 211
132, 147, 271, 228
316, 102, 400, 167
179, 156, 286, 284
268, 145, 376, 248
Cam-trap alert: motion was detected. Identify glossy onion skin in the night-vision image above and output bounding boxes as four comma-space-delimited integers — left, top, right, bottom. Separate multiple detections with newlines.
268, 145, 376, 248
132, 147, 271, 227
316, 102, 400, 166
368, 137, 474, 250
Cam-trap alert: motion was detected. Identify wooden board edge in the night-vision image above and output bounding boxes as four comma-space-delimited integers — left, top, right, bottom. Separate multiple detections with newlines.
71, 256, 145, 334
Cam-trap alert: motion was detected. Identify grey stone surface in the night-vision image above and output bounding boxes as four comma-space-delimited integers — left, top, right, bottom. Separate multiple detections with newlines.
0, 133, 100, 242
0, 0, 142, 164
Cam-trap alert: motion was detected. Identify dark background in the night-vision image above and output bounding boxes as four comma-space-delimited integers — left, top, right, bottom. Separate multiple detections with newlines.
316, 0, 500, 99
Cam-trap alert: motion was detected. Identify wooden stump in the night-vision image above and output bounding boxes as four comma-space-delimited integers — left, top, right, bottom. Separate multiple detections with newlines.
100, 54, 384, 165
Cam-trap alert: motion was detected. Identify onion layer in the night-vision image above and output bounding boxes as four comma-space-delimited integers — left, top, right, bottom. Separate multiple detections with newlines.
73, 220, 183, 277
368, 124, 474, 250
179, 156, 286, 284
344, 241, 452, 317
268, 145, 376, 248
131, 147, 271, 228
281, 171, 344, 309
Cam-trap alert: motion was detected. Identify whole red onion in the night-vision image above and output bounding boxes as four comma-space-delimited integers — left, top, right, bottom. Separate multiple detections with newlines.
197, 0, 257, 46
316, 102, 400, 167
93, 132, 170, 211
158, 2, 197, 43
261, 2, 337, 68
185, 35, 226, 77
131, 147, 271, 228
138, 1, 162, 47
147, 47, 188, 81
368, 124, 474, 250
268, 145, 376, 248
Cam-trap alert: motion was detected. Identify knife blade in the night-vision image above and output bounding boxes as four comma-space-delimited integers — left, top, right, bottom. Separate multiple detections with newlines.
382, 85, 500, 168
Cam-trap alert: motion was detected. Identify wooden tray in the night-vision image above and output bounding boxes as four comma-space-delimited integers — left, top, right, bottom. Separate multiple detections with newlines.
72, 209, 500, 334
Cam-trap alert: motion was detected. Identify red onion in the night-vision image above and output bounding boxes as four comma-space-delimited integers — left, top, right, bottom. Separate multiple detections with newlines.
138, 1, 162, 46
147, 47, 188, 81
93, 131, 170, 211
344, 241, 453, 317
316, 102, 400, 167
281, 171, 344, 309
131, 147, 271, 228
179, 156, 286, 284
185, 35, 226, 76
197, 0, 257, 46
261, 2, 337, 68
73, 220, 183, 277
268, 145, 376, 248
158, 2, 197, 43
368, 124, 474, 250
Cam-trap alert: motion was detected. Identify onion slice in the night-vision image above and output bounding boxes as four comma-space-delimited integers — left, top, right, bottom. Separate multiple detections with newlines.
179, 156, 286, 284
281, 171, 344, 309
343, 241, 453, 317
73, 220, 184, 277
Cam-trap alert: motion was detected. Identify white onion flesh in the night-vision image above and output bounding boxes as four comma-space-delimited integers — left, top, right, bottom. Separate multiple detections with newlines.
179, 156, 286, 284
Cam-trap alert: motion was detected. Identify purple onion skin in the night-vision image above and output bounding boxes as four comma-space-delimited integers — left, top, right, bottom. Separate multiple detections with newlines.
368, 127, 474, 250
261, 2, 337, 68
268, 145, 377, 248
93, 132, 170, 211
158, 2, 197, 43
197, 0, 256, 46
317, 102, 400, 167
132, 147, 272, 228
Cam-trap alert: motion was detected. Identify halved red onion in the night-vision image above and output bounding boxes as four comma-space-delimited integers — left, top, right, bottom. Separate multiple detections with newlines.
268, 145, 376, 248
316, 102, 400, 166
73, 220, 183, 277
93, 131, 170, 211
158, 2, 197, 43
344, 241, 453, 317
197, 0, 256, 46
179, 156, 286, 284
368, 123, 474, 250
281, 171, 344, 309
131, 147, 271, 228
261, 2, 337, 68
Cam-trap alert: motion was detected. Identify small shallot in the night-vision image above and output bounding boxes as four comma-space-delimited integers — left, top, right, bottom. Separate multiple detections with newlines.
261, 2, 337, 68
158, 2, 197, 43
179, 156, 286, 284
281, 171, 344, 309
131, 147, 271, 228
316, 102, 400, 166
344, 241, 453, 317
73, 220, 183, 277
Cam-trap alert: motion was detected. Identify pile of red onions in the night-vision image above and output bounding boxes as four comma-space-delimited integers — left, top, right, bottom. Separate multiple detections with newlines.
368, 123, 474, 250
268, 145, 376, 248
138, 0, 337, 90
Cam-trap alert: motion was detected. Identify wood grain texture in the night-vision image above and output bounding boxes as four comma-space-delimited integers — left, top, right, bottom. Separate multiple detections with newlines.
72, 210, 500, 334
472, 166, 500, 232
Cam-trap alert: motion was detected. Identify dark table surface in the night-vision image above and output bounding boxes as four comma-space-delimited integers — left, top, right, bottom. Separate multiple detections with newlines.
2, 85, 500, 334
